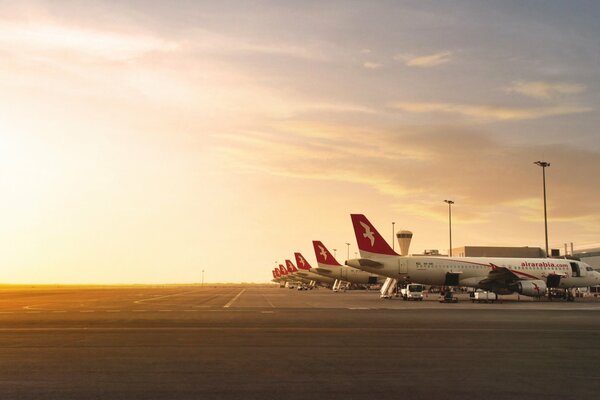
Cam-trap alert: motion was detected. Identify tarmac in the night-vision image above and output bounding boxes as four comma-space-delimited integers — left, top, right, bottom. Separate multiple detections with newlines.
1, 285, 599, 399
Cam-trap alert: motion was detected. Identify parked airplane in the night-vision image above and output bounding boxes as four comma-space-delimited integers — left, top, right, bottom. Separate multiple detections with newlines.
286, 259, 336, 285
346, 214, 600, 297
283, 261, 313, 285
309, 242, 384, 285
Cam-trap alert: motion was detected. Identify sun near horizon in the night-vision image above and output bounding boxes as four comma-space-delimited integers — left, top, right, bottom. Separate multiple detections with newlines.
1, 1, 600, 284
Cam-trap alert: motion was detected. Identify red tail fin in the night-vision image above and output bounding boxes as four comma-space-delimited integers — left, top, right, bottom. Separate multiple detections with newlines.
285, 259, 298, 273
274, 269, 280, 278
312, 241, 341, 266
279, 264, 288, 276
294, 253, 312, 270
350, 214, 398, 256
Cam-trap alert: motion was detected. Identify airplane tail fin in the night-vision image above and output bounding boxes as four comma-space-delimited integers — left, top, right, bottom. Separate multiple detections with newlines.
285, 259, 298, 273
294, 253, 312, 270
350, 214, 398, 256
279, 264, 288, 276
312, 241, 342, 266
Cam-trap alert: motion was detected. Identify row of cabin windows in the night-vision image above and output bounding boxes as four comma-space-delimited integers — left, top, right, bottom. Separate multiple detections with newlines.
416, 263, 566, 271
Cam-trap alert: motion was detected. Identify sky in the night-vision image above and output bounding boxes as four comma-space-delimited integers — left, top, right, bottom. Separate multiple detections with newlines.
1, 1, 599, 283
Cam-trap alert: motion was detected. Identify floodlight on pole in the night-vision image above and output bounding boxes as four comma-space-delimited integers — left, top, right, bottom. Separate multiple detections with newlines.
534, 161, 550, 257
392, 222, 395, 250
443, 200, 454, 256
345, 242, 350, 260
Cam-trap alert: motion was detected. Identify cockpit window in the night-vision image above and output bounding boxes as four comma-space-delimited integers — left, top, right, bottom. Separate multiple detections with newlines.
586, 267, 594, 271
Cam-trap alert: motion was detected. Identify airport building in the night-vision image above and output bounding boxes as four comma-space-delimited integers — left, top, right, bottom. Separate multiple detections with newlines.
451, 246, 546, 258
573, 247, 600, 269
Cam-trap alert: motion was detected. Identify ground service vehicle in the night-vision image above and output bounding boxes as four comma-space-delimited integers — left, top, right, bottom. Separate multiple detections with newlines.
401, 284, 424, 301
471, 290, 498, 303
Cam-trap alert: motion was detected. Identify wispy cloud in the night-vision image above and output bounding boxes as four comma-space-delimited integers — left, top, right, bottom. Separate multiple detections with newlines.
398, 51, 452, 67
213, 125, 600, 225
0, 22, 177, 61
363, 62, 383, 69
391, 102, 591, 121
506, 81, 586, 100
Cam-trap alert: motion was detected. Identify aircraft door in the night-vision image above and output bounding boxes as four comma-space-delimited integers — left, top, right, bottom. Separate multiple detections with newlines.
570, 262, 581, 277
398, 259, 408, 275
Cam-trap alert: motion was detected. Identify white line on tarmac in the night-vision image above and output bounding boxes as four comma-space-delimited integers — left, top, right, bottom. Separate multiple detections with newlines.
1, 327, 600, 333
262, 294, 275, 308
224, 289, 246, 308
133, 289, 200, 305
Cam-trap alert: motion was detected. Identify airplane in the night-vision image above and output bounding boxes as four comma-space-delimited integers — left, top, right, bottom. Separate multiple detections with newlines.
346, 214, 600, 298
286, 259, 336, 285
272, 269, 287, 287
309, 242, 385, 285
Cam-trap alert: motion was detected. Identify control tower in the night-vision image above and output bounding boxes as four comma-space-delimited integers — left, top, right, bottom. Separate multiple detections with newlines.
396, 230, 413, 256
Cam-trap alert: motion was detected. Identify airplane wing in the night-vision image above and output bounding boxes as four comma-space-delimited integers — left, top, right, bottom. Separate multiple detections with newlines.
477, 266, 519, 287
477, 264, 567, 287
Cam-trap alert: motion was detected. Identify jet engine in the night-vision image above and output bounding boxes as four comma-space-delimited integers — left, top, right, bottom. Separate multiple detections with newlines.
516, 280, 546, 297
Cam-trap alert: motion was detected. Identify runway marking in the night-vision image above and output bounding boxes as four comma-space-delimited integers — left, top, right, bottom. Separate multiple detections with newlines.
0, 312, 15, 314
26, 311, 41, 314
1, 327, 600, 333
133, 289, 201, 305
52, 311, 67, 313
261, 311, 274, 314
183, 310, 198, 312
158, 310, 172, 312
224, 289, 246, 308
132, 310, 148, 312
106, 310, 121, 313
262, 294, 275, 308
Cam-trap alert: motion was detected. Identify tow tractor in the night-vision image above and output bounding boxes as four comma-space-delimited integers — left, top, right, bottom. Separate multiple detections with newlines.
439, 289, 458, 303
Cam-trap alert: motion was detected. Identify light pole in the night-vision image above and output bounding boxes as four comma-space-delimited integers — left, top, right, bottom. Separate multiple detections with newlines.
202, 269, 205, 285
333, 248, 337, 258
345, 242, 350, 260
534, 161, 550, 257
444, 200, 454, 256
392, 222, 395, 250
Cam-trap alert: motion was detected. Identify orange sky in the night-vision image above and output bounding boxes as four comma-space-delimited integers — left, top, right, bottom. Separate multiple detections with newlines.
1, 1, 599, 283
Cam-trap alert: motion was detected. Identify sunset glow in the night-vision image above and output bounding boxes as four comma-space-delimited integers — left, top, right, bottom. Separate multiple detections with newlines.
1, 1, 599, 283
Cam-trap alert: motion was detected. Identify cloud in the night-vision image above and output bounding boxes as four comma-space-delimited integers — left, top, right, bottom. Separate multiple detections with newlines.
363, 62, 383, 69
391, 102, 592, 121
506, 81, 586, 100
400, 51, 452, 67
211, 123, 600, 229
0, 22, 177, 61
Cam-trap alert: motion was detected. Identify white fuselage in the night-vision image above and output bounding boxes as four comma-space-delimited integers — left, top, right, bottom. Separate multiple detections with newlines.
314, 264, 385, 284
295, 269, 337, 284
347, 254, 600, 291
315, 263, 385, 284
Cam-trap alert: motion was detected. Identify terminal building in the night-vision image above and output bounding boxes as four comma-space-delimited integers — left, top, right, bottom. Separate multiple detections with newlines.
450, 246, 546, 258
573, 247, 600, 269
